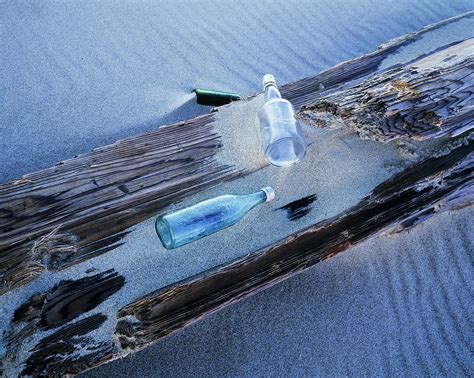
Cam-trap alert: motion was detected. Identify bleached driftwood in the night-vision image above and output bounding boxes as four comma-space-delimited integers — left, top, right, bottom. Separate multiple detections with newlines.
299, 40, 473, 141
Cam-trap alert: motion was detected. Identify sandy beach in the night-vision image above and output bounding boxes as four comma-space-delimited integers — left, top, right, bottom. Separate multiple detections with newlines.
1, 0, 473, 376
86, 205, 473, 377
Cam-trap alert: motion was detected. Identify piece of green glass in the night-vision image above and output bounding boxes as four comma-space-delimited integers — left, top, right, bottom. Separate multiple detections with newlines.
193, 88, 242, 106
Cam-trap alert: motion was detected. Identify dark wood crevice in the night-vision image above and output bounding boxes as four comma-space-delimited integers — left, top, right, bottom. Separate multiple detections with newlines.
3, 269, 124, 370
276, 194, 318, 221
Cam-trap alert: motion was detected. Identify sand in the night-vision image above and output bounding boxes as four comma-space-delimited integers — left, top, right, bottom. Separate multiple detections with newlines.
85, 205, 474, 377
1, 0, 473, 375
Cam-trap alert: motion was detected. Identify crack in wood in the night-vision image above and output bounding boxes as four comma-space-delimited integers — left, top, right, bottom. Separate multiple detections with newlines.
298, 40, 474, 142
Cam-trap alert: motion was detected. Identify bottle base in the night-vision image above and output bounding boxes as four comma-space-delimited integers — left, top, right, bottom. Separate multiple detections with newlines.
155, 217, 175, 249
265, 138, 306, 167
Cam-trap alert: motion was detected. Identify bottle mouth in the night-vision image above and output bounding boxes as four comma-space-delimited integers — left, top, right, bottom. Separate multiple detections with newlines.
265, 138, 306, 167
262, 74, 276, 89
261, 186, 275, 202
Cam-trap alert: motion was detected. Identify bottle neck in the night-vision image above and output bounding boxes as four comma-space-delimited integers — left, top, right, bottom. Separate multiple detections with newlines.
264, 84, 282, 101
242, 190, 268, 209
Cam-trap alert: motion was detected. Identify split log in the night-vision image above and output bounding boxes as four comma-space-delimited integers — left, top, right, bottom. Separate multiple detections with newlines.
8, 131, 472, 377
1, 13, 473, 377
115, 134, 473, 351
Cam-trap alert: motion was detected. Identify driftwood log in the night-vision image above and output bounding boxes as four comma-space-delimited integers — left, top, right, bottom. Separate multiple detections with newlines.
1, 12, 473, 376
1, 12, 471, 295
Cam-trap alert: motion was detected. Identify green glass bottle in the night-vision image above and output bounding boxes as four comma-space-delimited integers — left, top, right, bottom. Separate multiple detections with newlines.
155, 187, 275, 249
193, 88, 242, 106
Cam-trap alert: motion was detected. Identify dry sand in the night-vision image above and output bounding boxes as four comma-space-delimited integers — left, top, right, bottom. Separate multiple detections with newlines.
2, 0, 472, 184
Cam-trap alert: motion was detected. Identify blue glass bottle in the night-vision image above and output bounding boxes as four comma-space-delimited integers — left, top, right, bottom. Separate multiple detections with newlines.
155, 187, 275, 249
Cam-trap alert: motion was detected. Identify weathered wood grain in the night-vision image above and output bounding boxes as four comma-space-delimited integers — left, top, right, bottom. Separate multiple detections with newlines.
0, 114, 242, 294
298, 40, 474, 142
1, 14, 474, 376
3, 269, 124, 369
22, 314, 114, 377
6, 133, 471, 377
0, 12, 472, 297
281, 11, 474, 109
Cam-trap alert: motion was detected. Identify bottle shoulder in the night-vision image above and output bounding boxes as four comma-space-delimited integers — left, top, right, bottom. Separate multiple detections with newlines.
262, 98, 294, 109
203, 194, 237, 205
193, 192, 263, 214
265, 97, 291, 104
259, 98, 296, 119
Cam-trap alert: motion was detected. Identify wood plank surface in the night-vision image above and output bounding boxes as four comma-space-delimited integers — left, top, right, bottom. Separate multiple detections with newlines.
115, 134, 473, 351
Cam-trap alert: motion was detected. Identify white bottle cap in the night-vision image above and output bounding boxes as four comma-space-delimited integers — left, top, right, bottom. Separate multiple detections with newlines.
261, 186, 275, 202
262, 74, 276, 89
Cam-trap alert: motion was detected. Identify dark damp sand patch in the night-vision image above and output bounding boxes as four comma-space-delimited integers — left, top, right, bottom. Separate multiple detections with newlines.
277, 194, 318, 221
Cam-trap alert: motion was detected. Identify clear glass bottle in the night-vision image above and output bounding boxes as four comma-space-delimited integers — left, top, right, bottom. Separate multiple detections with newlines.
155, 187, 275, 249
258, 74, 306, 167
